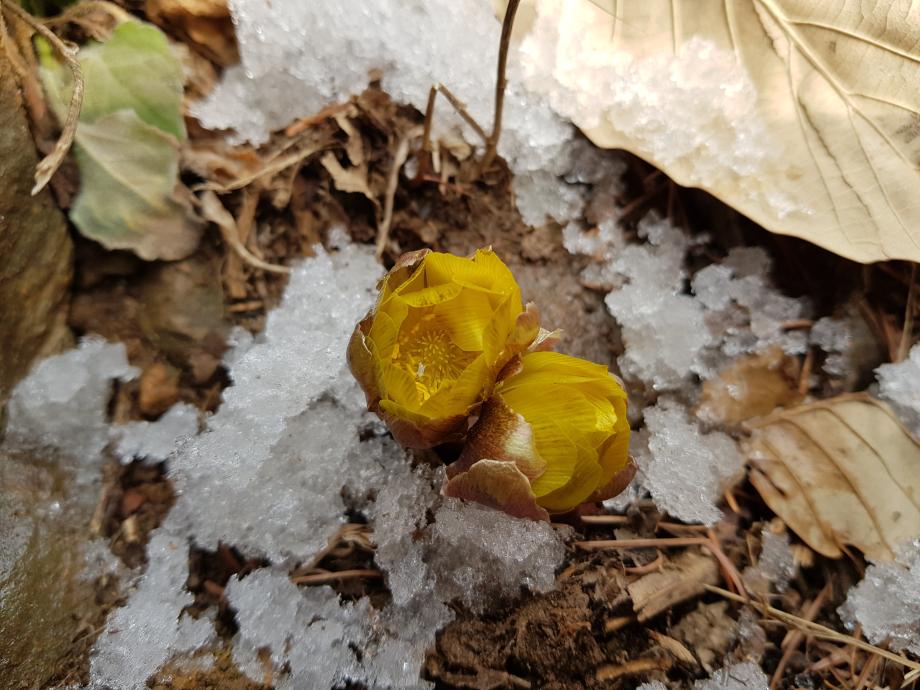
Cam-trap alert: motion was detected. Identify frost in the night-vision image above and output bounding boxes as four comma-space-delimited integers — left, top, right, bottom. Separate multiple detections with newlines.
513, 170, 586, 227
743, 529, 796, 594
90, 530, 214, 688
193, 0, 571, 175
224, 467, 565, 690
113, 403, 199, 464
602, 216, 710, 391
165, 244, 392, 564
62, 242, 566, 689
695, 662, 769, 690
565, 211, 809, 391
876, 344, 920, 436
4, 338, 137, 474
520, 1, 805, 218
226, 568, 371, 689
839, 540, 920, 656
642, 399, 743, 525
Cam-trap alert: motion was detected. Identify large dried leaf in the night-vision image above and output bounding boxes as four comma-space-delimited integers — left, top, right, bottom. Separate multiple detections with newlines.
69, 111, 201, 261
516, 0, 920, 263
39, 21, 200, 260
746, 394, 920, 561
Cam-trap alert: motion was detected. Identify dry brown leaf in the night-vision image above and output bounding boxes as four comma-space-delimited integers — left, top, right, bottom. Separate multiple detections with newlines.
513, 0, 920, 263
627, 549, 719, 622
332, 105, 365, 167
746, 393, 920, 561
144, 0, 238, 66
696, 347, 803, 427
320, 152, 379, 208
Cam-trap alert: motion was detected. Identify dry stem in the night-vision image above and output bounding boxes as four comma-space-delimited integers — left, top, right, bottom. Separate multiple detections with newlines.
377, 125, 423, 258
705, 585, 920, 674
2, 0, 83, 194
480, 0, 521, 172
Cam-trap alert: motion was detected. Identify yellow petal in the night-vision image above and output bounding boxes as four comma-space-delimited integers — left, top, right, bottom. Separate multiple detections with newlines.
420, 354, 491, 418
430, 289, 496, 352
535, 443, 604, 513
399, 281, 463, 308
367, 309, 399, 359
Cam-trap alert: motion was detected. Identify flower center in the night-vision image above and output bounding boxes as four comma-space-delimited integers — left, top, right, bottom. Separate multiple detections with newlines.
394, 319, 475, 402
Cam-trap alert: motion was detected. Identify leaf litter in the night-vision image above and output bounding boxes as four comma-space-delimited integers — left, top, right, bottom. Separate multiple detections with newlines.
3, 1, 920, 689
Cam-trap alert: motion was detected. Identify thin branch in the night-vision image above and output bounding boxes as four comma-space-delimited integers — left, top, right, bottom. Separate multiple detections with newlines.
290, 569, 382, 585
481, 0, 521, 171
897, 263, 917, 362
705, 585, 920, 673
199, 191, 290, 274
436, 82, 487, 142
2, 0, 83, 194
377, 125, 423, 258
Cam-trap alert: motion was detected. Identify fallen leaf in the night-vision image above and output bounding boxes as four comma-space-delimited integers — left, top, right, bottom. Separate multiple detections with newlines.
514, 0, 920, 263
627, 549, 719, 622
746, 393, 920, 561
69, 112, 201, 260
320, 152, 378, 208
696, 347, 803, 427
38, 21, 201, 260
144, 0, 238, 67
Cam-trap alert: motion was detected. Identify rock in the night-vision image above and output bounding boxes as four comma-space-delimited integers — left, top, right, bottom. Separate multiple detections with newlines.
0, 449, 105, 688
0, 49, 73, 403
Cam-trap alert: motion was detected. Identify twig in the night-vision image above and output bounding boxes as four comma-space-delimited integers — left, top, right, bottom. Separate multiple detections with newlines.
799, 346, 814, 395
577, 537, 707, 550
2, 0, 83, 194
436, 83, 488, 142
577, 534, 748, 598
771, 583, 831, 689
705, 585, 920, 673
199, 191, 290, 274
595, 658, 671, 681
195, 139, 332, 193
416, 86, 438, 180
580, 514, 708, 532
480, 0, 521, 171
897, 264, 917, 362
376, 125, 423, 258
624, 551, 664, 574
290, 569, 382, 585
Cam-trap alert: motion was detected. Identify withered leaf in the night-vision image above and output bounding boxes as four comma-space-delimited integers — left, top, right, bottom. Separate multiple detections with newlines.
746, 394, 920, 561
696, 347, 803, 427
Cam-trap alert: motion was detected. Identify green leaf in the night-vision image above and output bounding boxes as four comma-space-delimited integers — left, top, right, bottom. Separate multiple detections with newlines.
40, 21, 185, 138
70, 110, 200, 261
38, 21, 199, 261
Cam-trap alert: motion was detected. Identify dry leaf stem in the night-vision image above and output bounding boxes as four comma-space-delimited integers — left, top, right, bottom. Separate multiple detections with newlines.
377, 125, 423, 258
705, 585, 920, 674
2, 0, 83, 194
897, 263, 917, 362
480, 0, 520, 171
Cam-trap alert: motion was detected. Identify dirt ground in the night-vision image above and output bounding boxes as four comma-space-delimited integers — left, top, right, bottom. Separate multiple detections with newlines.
4, 3, 917, 689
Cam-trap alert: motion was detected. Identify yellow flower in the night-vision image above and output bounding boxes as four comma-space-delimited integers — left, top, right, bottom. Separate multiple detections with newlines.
444, 351, 633, 520
348, 248, 539, 448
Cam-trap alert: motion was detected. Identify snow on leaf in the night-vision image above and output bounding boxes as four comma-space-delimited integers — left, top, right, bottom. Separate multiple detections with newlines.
746, 394, 920, 561
38, 21, 200, 260
518, 0, 920, 263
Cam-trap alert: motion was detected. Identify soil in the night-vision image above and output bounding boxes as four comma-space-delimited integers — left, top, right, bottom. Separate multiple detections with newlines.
5, 5, 915, 690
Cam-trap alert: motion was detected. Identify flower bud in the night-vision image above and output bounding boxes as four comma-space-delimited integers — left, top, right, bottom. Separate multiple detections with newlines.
348, 248, 539, 448
445, 351, 634, 519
